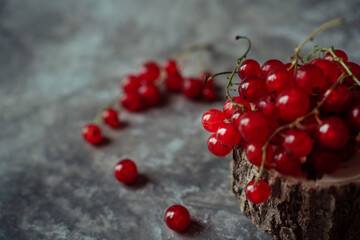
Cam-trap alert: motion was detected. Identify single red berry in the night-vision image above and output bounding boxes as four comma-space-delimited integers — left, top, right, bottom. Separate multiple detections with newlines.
231, 108, 251, 129
223, 97, 251, 119
272, 147, 302, 176
309, 58, 338, 84
311, 149, 341, 174
139, 61, 160, 83
102, 109, 120, 128
207, 133, 232, 157
114, 159, 138, 184
282, 129, 313, 158
276, 88, 310, 122
324, 49, 348, 62
182, 78, 202, 99
202, 87, 217, 101
245, 180, 271, 204
316, 117, 349, 149
164, 205, 190, 232
82, 124, 103, 145
256, 94, 279, 120
121, 74, 141, 93
238, 111, 269, 143
138, 84, 161, 107
245, 143, 274, 167
120, 92, 143, 112
165, 73, 183, 92
238, 59, 261, 80
216, 122, 241, 147
200, 71, 214, 88
294, 64, 326, 94
319, 84, 350, 113
202, 109, 226, 132
163, 59, 178, 75
238, 76, 268, 103
261, 59, 285, 78
266, 68, 293, 95
347, 104, 360, 131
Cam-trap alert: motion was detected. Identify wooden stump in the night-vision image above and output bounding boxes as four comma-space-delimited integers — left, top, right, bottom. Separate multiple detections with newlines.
231, 146, 360, 240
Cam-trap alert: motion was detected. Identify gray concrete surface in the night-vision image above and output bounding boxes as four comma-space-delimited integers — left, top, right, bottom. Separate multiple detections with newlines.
1, 0, 359, 239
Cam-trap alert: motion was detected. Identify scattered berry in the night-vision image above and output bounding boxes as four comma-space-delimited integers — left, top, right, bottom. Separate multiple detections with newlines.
82, 124, 103, 145
114, 159, 138, 184
245, 180, 271, 204
164, 205, 191, 232
102, 109, 121, 128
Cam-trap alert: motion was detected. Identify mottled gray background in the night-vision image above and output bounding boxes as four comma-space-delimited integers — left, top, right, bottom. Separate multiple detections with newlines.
1, 0, 359, 239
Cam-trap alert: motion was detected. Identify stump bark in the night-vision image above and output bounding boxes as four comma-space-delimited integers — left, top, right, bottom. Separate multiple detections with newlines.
231, 146, 360, 240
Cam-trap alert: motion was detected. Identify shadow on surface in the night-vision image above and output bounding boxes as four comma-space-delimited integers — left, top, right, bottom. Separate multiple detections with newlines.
126, 173, 151, 190
179, 219, 205, 237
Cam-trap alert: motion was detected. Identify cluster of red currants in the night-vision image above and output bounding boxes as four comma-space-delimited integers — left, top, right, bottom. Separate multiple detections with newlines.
82, 59, 217, 145
202, 49, 360, 204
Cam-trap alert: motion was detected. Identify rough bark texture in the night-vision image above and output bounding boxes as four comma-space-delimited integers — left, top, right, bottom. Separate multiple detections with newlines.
231, 146, 360, 240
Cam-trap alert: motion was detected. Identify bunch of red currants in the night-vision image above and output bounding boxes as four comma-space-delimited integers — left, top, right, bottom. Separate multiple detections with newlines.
202, 49, 360, 204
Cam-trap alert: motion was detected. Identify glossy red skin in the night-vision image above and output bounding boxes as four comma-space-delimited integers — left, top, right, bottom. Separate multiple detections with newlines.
114, 159, 138, 184
266, 68, 293, 95
223, 97, 251, 119
319, 84, 350, 113
238, 111, 270, 143
165, 73, 183, 92
164, 205, 190, 232
347, 104, 360, 131
138, 84, 161, 107
245, 143, 274, 167
294, 64, 326, 94
207, 133, 232, 157
272, 147, 302, 176
102, 109, 120, 128
238, 59, 261, 80
120, 92, 143, 112
182, 78, 202, 99
216, 122, 242, 147
201, 109, 226, 132
163, 59, 178, 75
316, 117, 349, 149
256, 94, 279, 120
282, 129, 313, 158
82, 124, 103, 145
121, 74, 141, 93
311, 149, 341, 174
202, 87, 217, 101
199, 71, 214, 88
324, 49, 348, 62
139, 61, 161, 83
231, 108, 251, 129
261, 59, 285, 79
276, 88, 310, 122
238, 76, 268, 103
309, 58, 338, 84
245, 180, 271, 204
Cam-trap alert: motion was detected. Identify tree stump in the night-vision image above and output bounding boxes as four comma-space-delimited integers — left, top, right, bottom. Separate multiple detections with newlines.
231, 146, 360, 240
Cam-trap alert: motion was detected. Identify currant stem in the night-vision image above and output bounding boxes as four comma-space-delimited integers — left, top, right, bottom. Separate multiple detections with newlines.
205, 71, 238, 83
92, 98, 117, 124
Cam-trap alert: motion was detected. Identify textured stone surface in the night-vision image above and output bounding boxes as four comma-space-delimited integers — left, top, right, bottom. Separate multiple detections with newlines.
0, 1, 359, 240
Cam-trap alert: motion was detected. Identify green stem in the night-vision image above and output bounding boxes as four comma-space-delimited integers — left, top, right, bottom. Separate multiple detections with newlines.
92, 98, 117, 124
205, 71, 238, 83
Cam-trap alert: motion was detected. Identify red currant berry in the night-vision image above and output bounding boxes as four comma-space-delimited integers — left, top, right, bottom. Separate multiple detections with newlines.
311, 149, 341, 174
272, 147, 302, 176
82, 124, 103, 145
309, 58, 338, 84
231, 108, 251, 129
207, 133, 232, 157
276, 88, 310, 122
245, 143, 274, 167
238, 112, 269, 143
163, 59, 178, 75
319, 84, 350, 113
216, 123, 241, 147
324, 49, 348, 62
284, 62, 297, 76
114, 159, 138, 184
102, 109, 120, 128
120, 92, 143, 112
347, 104, 360, 131
238, 59, 261, 79
164, 205, 190, 232
202, 87, 217, 101
261, 59, 285, 78
200, 71, 214, 88
138, 84, 161, 107
342, 62, 360, 85
223, 97, 251, 119
282, 129, 313, 158
202, 109, 226, 132
316, 117, 349, 149
245, 180, 271, 204
294, 64, 326, 94
238, 76, 268, 103
139, 61, 160, 83
165, 73, 183, 92
256, 94, 279, 120
121, 74, 141, 93
266, 68, 293, 95
182, 78, 202, 99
